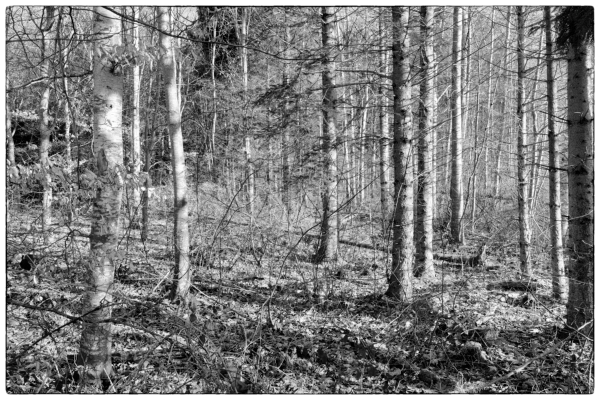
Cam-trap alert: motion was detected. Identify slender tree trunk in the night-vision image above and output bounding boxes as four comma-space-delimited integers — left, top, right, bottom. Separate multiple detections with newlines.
77, 6, 123, 381
314, 6, 339, 263
39, 6, 56, 245
415, 6, 435, 279
378, 16, 391, 234
209, 16, 217, 174
237, 8, 255, 220
281, 21, 292, 210
450, 6, 464, 244
7, 84, 16, 168
565, 30, 594, 334
493, 8, 513, 198
544, 7, 567, 303
483, 8, 496, 193
131, 7, 141, 216
141, 60, 155, 242
158, 7, 191, 300
516, 7, 532, 277
431, 52, 438, 222
386, 6, 413, 301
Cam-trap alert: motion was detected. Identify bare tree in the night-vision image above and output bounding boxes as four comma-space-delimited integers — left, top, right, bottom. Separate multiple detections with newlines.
378, 8, 391, 235
38, 6, 56, 245
158, 7, 192, 300
386, 6, 413, 301
415, 6, 435, 279
544, 6, 567, 303
314, 6, 339, 263
516, 7, 532, 277
556, 6, 594, 334
450, 6, 464, 244
77, 6, 124, 381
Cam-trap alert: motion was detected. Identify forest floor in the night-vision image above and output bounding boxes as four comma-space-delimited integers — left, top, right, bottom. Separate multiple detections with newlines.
5, 187, 594, 393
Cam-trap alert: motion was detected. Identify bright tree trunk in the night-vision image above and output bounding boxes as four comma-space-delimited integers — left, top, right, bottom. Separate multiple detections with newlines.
131, 7, 141, 214
39, 6, 56, 245
386, 6, 413, 301
314, 6, 339, 263
238, 8, 254, 220
378, 10, 391, 235
77, 6, 123, 381
544, 7, 567, 303
158, 7, 191, 300
415, 6, 434, 279
516, 7, 532, 277
450, 6, 464, 244
483, 8, 496, 193
565, 36, 594, 333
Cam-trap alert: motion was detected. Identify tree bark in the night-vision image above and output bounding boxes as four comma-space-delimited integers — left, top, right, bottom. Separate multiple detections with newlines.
39, 6, 56, 245
77, 6, 123, 381
516, 6, 532, 277
415, 6, 435, 279
386, 6, 413, 301
544, 7, 567, 303
158, 7, 191, 300
281, 20, 292, 211
450, 6, 464, 244
378, 10, 391, 235
565, 30, 594, 334
314, 6, 339, 263
131, 7, 142, 216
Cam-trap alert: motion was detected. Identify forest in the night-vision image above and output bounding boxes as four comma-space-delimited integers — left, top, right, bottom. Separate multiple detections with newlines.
4, 6, 594, 393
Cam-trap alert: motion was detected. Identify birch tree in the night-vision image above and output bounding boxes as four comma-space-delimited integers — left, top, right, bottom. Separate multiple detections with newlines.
158, 7, 192, 300
516, 7, 532, 277
77, 6, 124, 381
378, 8, 391, 235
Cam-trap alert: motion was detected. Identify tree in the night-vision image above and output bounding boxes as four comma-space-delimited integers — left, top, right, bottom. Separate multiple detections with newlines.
450, 6, 464, 244
378, 8, 391, 235
544, 6, 567, 303
38, 6, 56, 245
158, 7, 192, 301
386, 6, 413, 301
77, 6, 124, 381
314, 6, 339, 263
556, 6, 594, 333
516, 6, 532, 277
415, 6, 435, 279
130, 7, 142, 223
235, 7, 255, 220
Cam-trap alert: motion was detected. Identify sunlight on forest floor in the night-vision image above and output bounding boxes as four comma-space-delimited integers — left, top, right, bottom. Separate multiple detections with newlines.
5, 192, 593, 394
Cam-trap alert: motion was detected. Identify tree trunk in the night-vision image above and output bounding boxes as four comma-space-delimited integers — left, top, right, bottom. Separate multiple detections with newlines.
415, 6, 435, 279
450, 6, 464, 244
378, 19, 391, 234
237, 8, 255, 221
565, 29, 594, 334
386, 6, 413, 301
131, 7, 142, 217
314, 6, 339, 263
544, 7, 567, 303
77, 6, 123, 381
281, 21, 292, 210
158, 7, 191, 300
39, 6, 56, 245
516, 7, 532, 277
493, 8, 513, 198
483, 8, 496, 193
